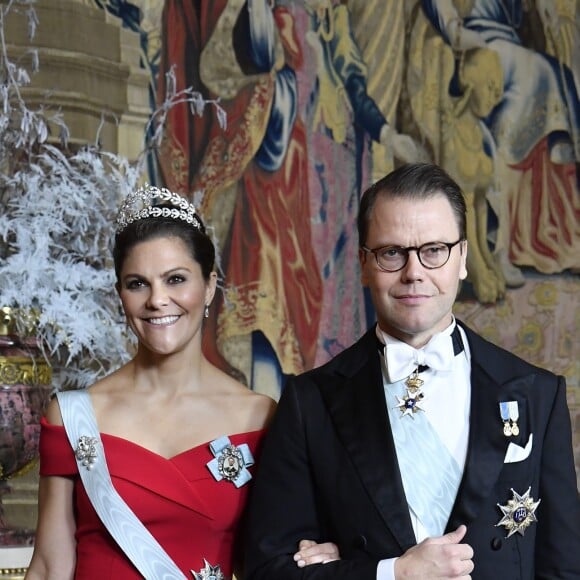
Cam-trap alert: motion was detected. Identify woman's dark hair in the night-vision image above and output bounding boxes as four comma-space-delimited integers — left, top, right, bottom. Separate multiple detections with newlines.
113, 210, 215, 281
357, 163, 467, 247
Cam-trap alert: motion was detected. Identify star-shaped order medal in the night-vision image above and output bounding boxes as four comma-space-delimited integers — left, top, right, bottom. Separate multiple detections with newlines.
395, 369, 425, 418
395, 390, 425, 418
496, 487, 541, 538
191, 559, 225, 580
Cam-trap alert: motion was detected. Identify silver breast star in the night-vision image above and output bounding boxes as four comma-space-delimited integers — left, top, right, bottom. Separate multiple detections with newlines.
191, 559, 225, 580
496, 487, 540, 538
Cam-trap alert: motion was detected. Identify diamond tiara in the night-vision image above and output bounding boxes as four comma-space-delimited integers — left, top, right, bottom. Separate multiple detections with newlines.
115, 184, 202, 234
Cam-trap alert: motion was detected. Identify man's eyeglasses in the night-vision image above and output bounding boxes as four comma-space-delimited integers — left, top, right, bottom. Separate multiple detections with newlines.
361, 239, 464, 272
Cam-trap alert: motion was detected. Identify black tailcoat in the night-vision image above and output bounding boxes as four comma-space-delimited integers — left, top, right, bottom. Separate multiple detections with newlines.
245, 322, 580, 579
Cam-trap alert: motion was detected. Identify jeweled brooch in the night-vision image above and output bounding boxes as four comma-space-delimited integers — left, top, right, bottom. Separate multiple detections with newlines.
496, 487, 540, 537
191, 559, 225, 580
74, 435, 99, 470
206, 436, 254, 488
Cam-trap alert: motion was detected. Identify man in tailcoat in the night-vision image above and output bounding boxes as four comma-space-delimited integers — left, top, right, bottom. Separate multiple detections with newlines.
245, 163, 580, 579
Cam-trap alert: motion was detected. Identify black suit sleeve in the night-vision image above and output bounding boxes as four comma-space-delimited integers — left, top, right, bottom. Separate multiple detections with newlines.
534, 376, 580, 579
244, 379, 379, 579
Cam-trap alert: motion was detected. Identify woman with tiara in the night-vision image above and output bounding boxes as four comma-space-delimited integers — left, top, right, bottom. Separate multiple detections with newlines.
26, 186, 338, 579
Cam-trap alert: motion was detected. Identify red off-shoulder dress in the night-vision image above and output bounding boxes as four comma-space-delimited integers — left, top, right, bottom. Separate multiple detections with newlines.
39, 418, 265, 578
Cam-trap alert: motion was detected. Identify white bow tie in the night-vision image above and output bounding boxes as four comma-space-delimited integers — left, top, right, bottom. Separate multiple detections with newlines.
384, 331, 456, 384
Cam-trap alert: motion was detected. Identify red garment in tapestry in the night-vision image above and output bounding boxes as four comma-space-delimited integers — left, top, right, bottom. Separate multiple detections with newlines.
158, 2, 322, 374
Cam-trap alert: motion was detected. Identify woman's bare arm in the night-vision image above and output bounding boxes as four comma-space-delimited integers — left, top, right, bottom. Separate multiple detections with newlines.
25, 473, 77, 579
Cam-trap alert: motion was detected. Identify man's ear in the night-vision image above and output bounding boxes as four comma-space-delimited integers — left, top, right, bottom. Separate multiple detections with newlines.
359, 248, 369, 287
459, 240, 468, 281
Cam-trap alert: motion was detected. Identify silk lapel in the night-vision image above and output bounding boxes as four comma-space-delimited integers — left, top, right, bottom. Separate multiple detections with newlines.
447, 329, 533, 530
319, 331, 416, 552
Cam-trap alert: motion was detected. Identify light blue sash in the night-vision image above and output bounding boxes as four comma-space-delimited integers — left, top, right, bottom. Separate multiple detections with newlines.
386, 380, 462, 538
57, 390, 187, 580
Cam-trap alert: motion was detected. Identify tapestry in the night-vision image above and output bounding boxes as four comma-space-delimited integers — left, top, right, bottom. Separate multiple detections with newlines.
100, 0, 579, 483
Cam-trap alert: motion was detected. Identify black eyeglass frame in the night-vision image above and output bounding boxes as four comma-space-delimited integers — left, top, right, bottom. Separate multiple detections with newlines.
361, 239, 464, 272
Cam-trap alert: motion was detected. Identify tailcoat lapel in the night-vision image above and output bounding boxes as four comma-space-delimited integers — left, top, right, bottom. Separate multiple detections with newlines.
316, 326, 535, 545
319, 330, 417, 552
447, 326, 533, 531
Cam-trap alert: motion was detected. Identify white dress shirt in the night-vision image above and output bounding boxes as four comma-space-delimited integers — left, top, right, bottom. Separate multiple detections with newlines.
375, 319, 472, 580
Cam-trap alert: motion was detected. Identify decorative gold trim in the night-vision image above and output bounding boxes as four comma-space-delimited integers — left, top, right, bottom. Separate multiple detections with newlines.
0, 308, 12, 336
0, 357, 51, 386
5, 458, 39, 480
0, 569, 27, 580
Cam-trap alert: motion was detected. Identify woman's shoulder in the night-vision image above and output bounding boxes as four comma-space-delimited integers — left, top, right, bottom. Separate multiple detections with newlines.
209, 367, 277, 430
46, 367, 132, 428
230, 382, 277, 429
44, 395, 63, 426
87, 365, 131, 394
243, 389, 277, 429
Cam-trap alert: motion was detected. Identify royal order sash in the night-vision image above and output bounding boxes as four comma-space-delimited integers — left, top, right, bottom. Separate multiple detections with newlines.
386, 380, 462, 538
57, 390, 187, 579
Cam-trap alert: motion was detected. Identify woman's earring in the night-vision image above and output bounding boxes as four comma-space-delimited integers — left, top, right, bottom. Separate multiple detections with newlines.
204, 304, 209, 319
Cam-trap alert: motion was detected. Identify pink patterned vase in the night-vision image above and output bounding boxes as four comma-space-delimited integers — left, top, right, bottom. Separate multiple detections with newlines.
0, 308, 51, 546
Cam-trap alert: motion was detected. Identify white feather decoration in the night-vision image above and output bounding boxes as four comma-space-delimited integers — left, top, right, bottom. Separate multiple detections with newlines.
0, 1, 224, 389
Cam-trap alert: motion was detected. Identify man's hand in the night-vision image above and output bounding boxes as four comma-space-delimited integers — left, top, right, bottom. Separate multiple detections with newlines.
293, 539, 340, 567
395, 525, 474, 579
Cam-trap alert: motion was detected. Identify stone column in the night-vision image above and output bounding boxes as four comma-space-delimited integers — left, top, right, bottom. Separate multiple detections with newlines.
5, 0, 150, 158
